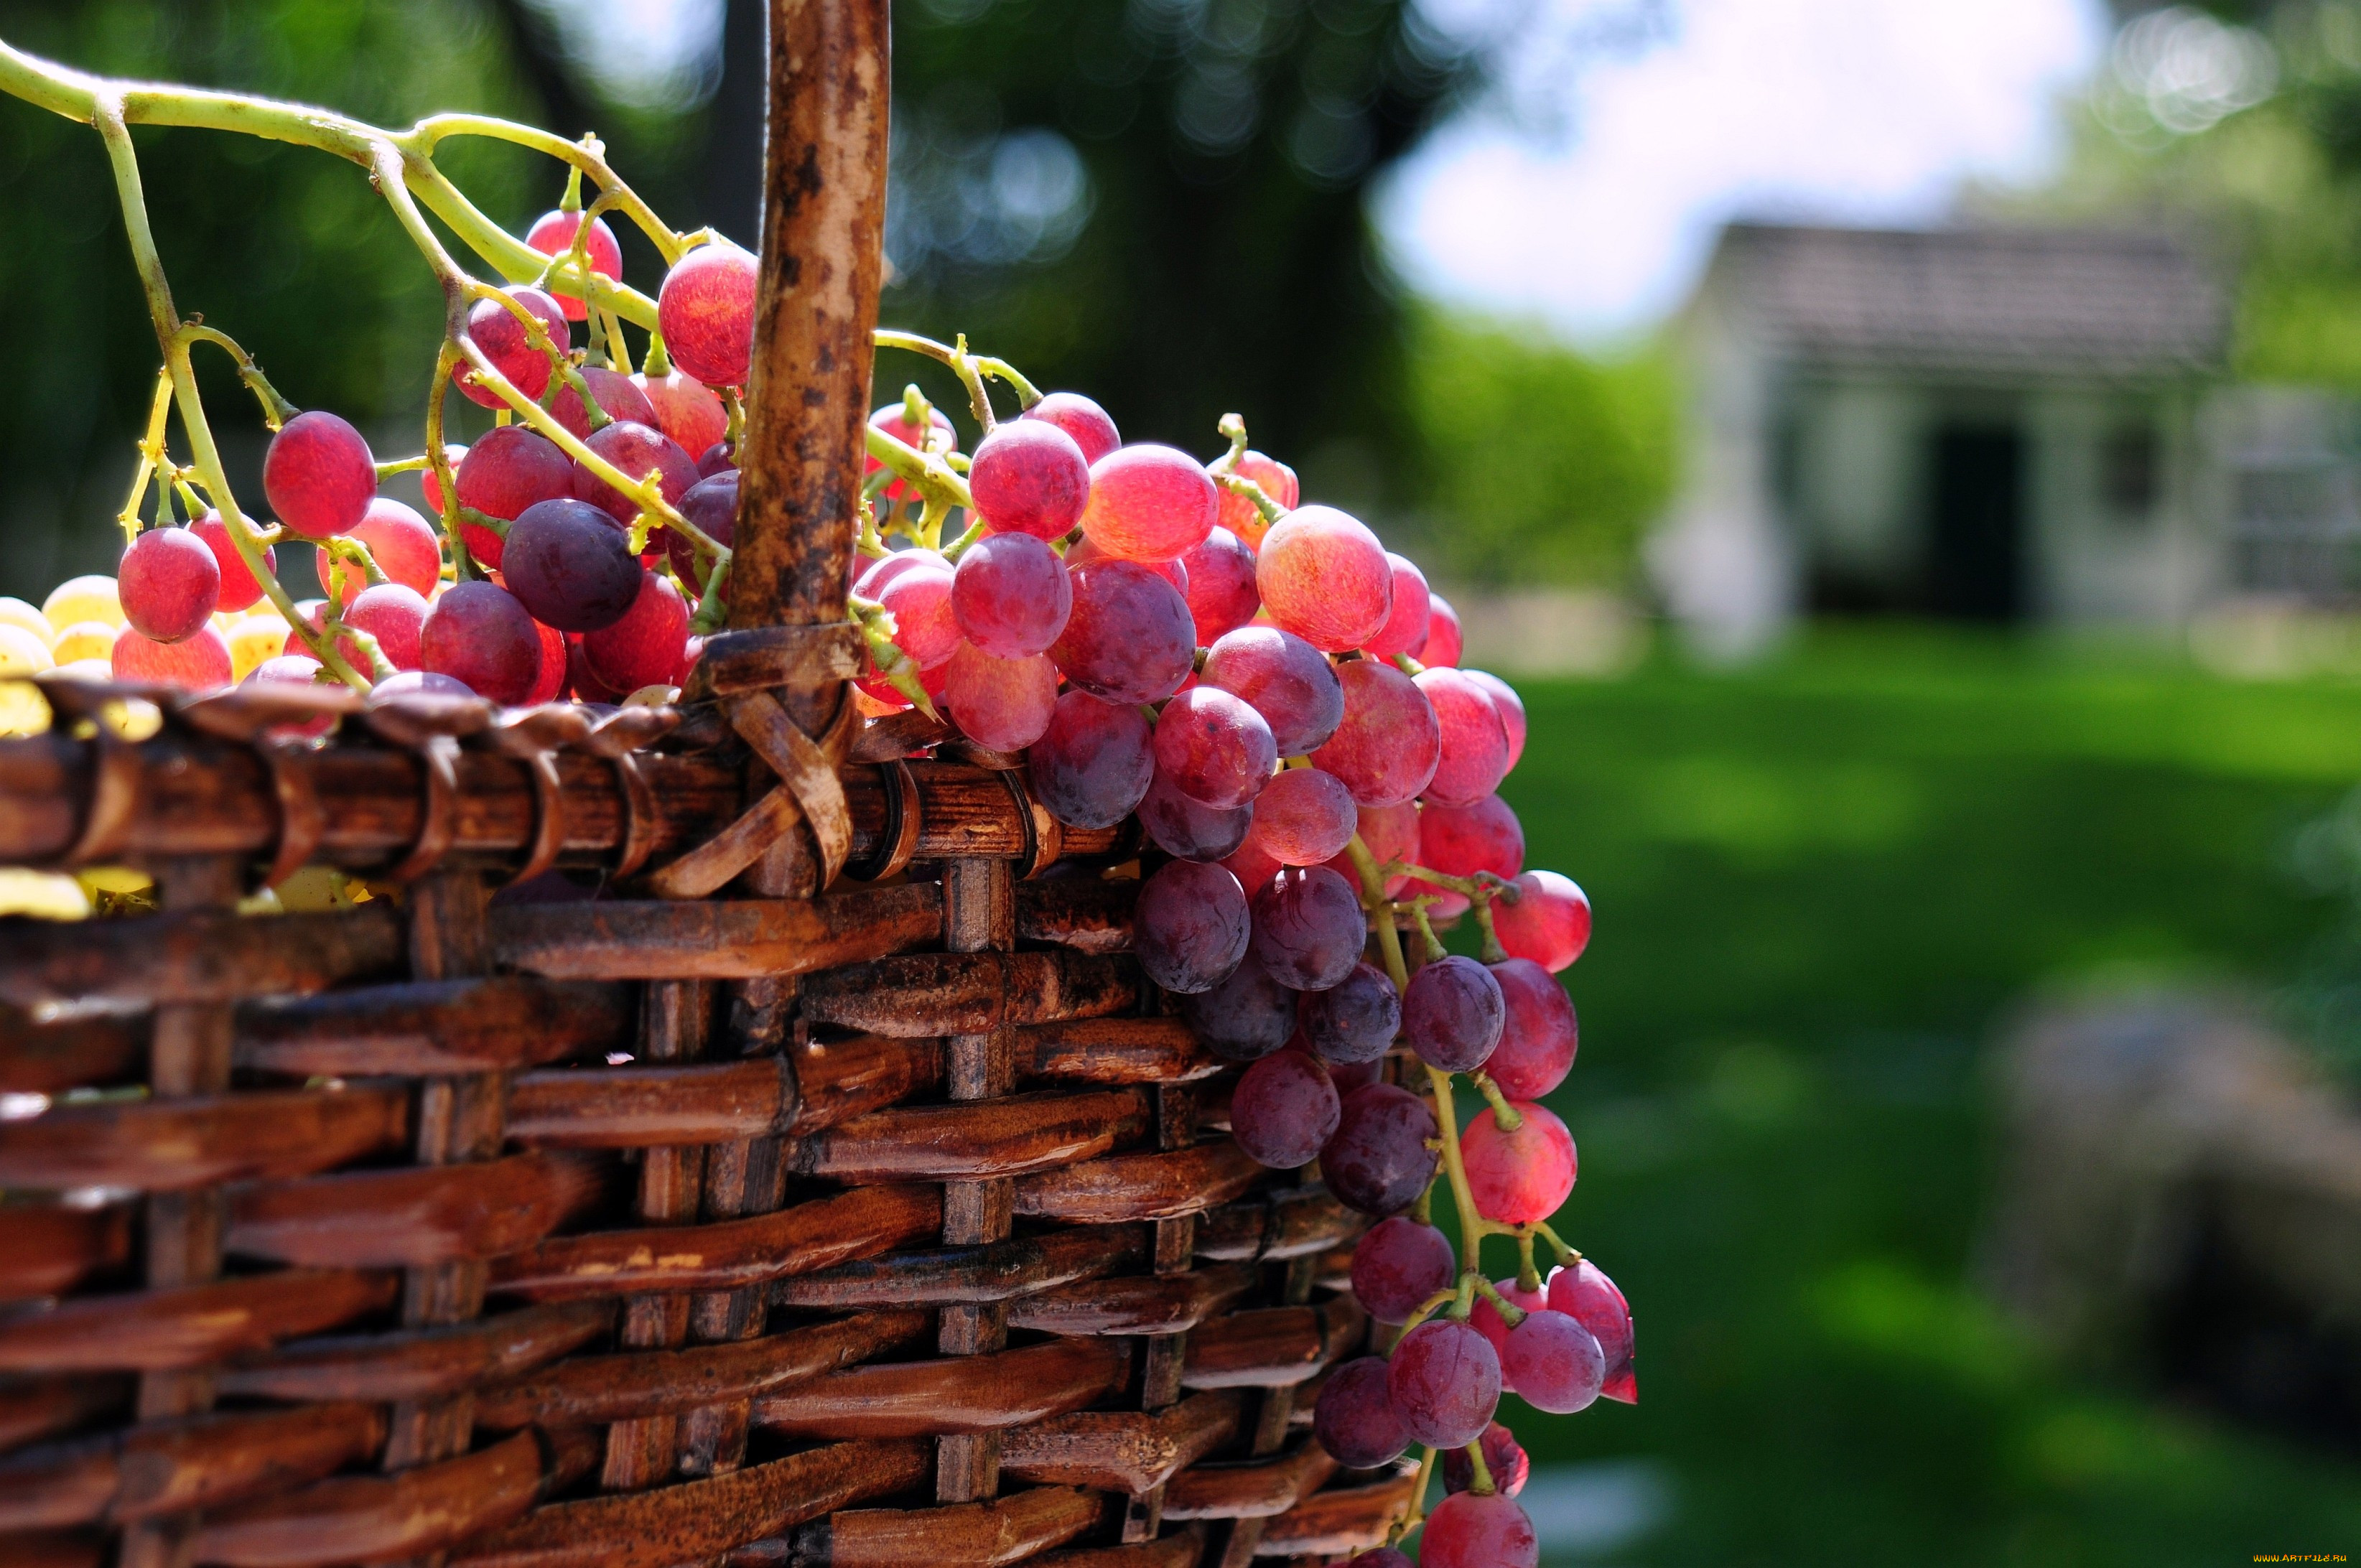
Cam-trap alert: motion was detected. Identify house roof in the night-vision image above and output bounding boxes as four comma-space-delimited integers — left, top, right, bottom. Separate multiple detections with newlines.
1697, 222, 2229, 381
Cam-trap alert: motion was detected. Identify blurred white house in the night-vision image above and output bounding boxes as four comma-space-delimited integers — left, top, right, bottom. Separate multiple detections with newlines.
1647, 222, 2361, 655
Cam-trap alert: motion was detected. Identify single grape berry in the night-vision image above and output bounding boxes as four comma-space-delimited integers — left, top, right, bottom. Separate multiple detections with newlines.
503, 498, 644, 632
582, 571, 690, 696
1464, 668, 1527, 771
1488, 959, 1577, 1099
633, 369, 729, 458
1420, 1490, 1539, 1568
264, 411, 376, 539
1547, 1259, 1636, 1404
1153, 686, 1277, 812
1403, 954, 1506, 1073
1023, 391, 1121, 465
1052, 558, 1196, 704
1461, 1101, 1576, 1225
1222, 836, 1282, 902
1362, 552, 1433, 659
944, 641, 1058, 752
572, 421, 698, 527
1079, 444, 1219, 562
1310, 659, 1440, 808
369, 670, 474, 703
1300, 960, 1400, 1065
668, 471, 737, 597
1179, 949, 1298, 1062
455, 426, 575, 570
1313, 1356, 1411, 1470
1417, 667, 1512, 807
190, 512, 275, 615
1470, 1277, 1547, 1375
969, 419, 1090, 540
698, 442, 735, 477
1387, 1318, 1501, 1449
1494, 870, 1592, 973
1249, 864, 1366, 991
112, 624, 230, 691
1441, 1422, 1529, 1498
1138, 770, 1254, 862
1257, 505, 1392, 653
550, 365, 659, 441
526, 620, 567, 705
1135, 859, 1252, 995
524, 207, 623, 321
119, 527, 220, 643
1029, 692, 1155, 829
1180, 526, 1259, 644
1425, 592, 1464, 666
1327, 798, 1417, 897
951, 531, 1072, 657
346, 498, 444, 599
1231, 1047, 1340, 1169
342, 583, 429, 672
1328, 1054, 1383, 1095
657, 242, 758, 387
1344, 1552, 1414, 1568
1201, 626, 1344, 757
1321, 1082, 1439, 1215
1350, 1215, 1454, 1322
1216, 449, 1298, 551
1411, 793, 1525, 918
1244, 765, 1357, 867
875, 556, 961, 669
421, 581, 539, 705
1504, 1308, 1606, 1414
456, 287, 570, 409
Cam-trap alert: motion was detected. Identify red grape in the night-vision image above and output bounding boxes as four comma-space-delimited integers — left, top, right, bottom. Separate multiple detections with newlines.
875, 556, 960, 669
1461, 1101, 1575, 1224
951, 531, 1071, 656
1313, 1356, 1411, 1469
572, 421, 697, 527
1344, 1553, 1413, 1568
1257, 505, 1391, 653
112, 623, 230, 690
633, 369, 727, 459
119, 527, 220, 642
1424, 593, 1463, 667
1487, 959, 1575, 1099
1363, 553, 1433, 659
1218, 449, 1298, 551
1403, 955, 1504, 1073
969, 419, 1090, 540
526, 619, 566, 705
1244, 765, 1357, 867
668, 471, 737, 594
1066, 534, 1186, 594
944, 641, 1058, 751
455, 426, 574, 570
657, 242, 758, 387
1079, 444, 1218, 562
524, 207, 623, 322
1350, 1215, 1453, 1322
550, 366, 659, 441
697, 442, 735, 478
1494, 871, 1591, 972
1179, 949, 1298, 1062
1180, 526, 1259, 644
1231, 1045, 1340, 1168
346, 498, 443, 599
503, 498, 643, 631
1421, 1490, 1538, 1568
190, 512, 275, 614
1328, 1054, 1383, 1095
1464, 669, 1526, 772
867, 401, 956, 503
1221, 836, 1282, 900
1249, 864, 1365, 991
456, 287, 569, 409
1153, 686, 1276, 811
1029, 692, 1155, 829
264, 411, 376, 538
566, 635, 620, 704
856, 547, 946, 599
1201, 626, 1343, 757
1411, 794, 1524, 918
342, 582, 428, 671
1441, 1422, 1529, 1498
1023, 391, 1120, 465
1051, 558, 1196, 704
1301, 959, 1400, 1065
1309, 660, 1439, 807
1503, 1308, 1604, 1413
1320, 1082, 1438, 1215
1135, 858, 1252, 994
1138, 770, 1254, 862
420, 580, 539, 705
1415, 668, 1511, 807
1470, 1276, 1547, 1373
420, 445, 462, 518
281, 599, 329, 658
1387, 1318, 1499, 1448
1547, 1259, 1635, 1403
583, 571, 689, 694
1326, 798, 1417, 898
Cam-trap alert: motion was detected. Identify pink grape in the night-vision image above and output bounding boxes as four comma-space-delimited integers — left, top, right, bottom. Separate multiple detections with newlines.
342, 583, 428, 671
867, 401, 956, 503
1470, 1277, 1547, 1374
281, 599, 329, 658
1029, 693, 1155, 830
1313, 1356, 1411, 1470
1362, 553, 1433, 659
944, 641, 1058, 751
1244, 765, 1356, 867
264, 411, 375, 538
503, 498, 643, 631
421, 581, 539, 705
1503, 1309, 1605, 1414
1179, 948, 1297, 1061
1309, 659, 1439, 807
455, 427, 574, 570
1387, 1318, 1500, 1448
1547, 1259, 1636, 1404
1421, 1492, 1538, 1568
855, 546, 947, 599
1350, 1215, 1453, 1323
190, 512, 276, 614
1464, 669, 1526, 771
1023, 391, 1120, 465
572, 421, 697, 527
346, 498, 443, 599
1249, 864, 1364, 991
1301, 960, 1400, 1065
1217, 449, 1298, 551
1494, 871, 1591, 972
1231, 1042, 1339, 1168
369, 670, 473, 703
524, 207, 623, 322
1051, 558, 1196, 704
1415, 668, 1511, 807
1461, 1101, 1575, 1225
951, 531, 1071, 656
1412, 793, 1524, 919
246, 653, 325, 689
1487, 959, 1576, 1099
1138, 770, 1253, 862
550, 366, 658, 441
583, 571, 690, 694
1066, 533, 1186, 594
633, 369, 728, 457
456, 286, 569, 409
1441, 1422, 1529, 1498
1180, 526, 1259, 644
1326, 798, 1417, 898
1321, 1082, 1438, 1215
1402, 955, 1504, 1073
1201, 626, 1343, 757
1079, 444, 1218, 562
112, 624, 230, 690
120, 527, 220, 642
1135, 859, 1252, 994
876, 557, 961, 669
668, 471, 737, 597
1424, 594, 1463, 666
657, 242, 758, 387
1257, 505, 1390, 653
1153, 686, 1276, 811
969, 419, 1090, 540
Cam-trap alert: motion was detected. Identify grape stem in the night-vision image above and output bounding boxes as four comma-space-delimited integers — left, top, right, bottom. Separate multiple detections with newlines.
1212, 470, 1286, 529
1462, 1437, 1498, 1498
1469, 1071, 1524, 1132
1468, 1272, 1528, 1326
875, 329, 1043, 414
116, 370, 174, 546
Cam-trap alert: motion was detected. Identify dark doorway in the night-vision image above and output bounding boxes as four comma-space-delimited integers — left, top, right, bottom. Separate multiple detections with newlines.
1927, 424, 2026, 620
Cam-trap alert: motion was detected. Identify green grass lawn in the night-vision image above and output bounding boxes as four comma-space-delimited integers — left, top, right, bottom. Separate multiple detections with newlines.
1494, 627, 2361, 1567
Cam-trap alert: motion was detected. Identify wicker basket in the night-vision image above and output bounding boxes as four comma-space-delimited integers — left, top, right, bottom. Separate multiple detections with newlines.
0, 4, 1406, 1564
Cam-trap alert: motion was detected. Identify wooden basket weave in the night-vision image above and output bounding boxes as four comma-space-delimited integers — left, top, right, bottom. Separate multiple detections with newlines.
0, 3, 1403, 1564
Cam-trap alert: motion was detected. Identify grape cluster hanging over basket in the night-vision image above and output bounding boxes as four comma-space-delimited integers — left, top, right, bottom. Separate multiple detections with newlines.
0, 13, 1630, 1567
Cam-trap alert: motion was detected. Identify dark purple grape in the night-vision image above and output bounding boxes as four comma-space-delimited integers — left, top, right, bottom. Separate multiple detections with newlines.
1328, 1055, 1382, 1095
1321, 1082, 1438, 1215
1179, 949, 1297, 1062
1300, 961, 1400, 1065
1138, 770, 1253, 862
1231, 1047, 1339, 1169
1249, 864, 1366, 991
503, 498, 643, 632
1028, 692, 1154, 829
1350, 1215, 1455, 1322
1201, 625, 1344, 757
1441, 1422, 1529, 1498
1135, 859, 1251, 995
951, 530, 1072, 657
1153, 686, 1277, 811
666, 470, 738, 592
1488, 958, 1576, 1099
1387, 1317, 1500, 1448
1403, 955, 1506, 1073
1313, 1356, 1410, 1469
1051, 557, 1196, 704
